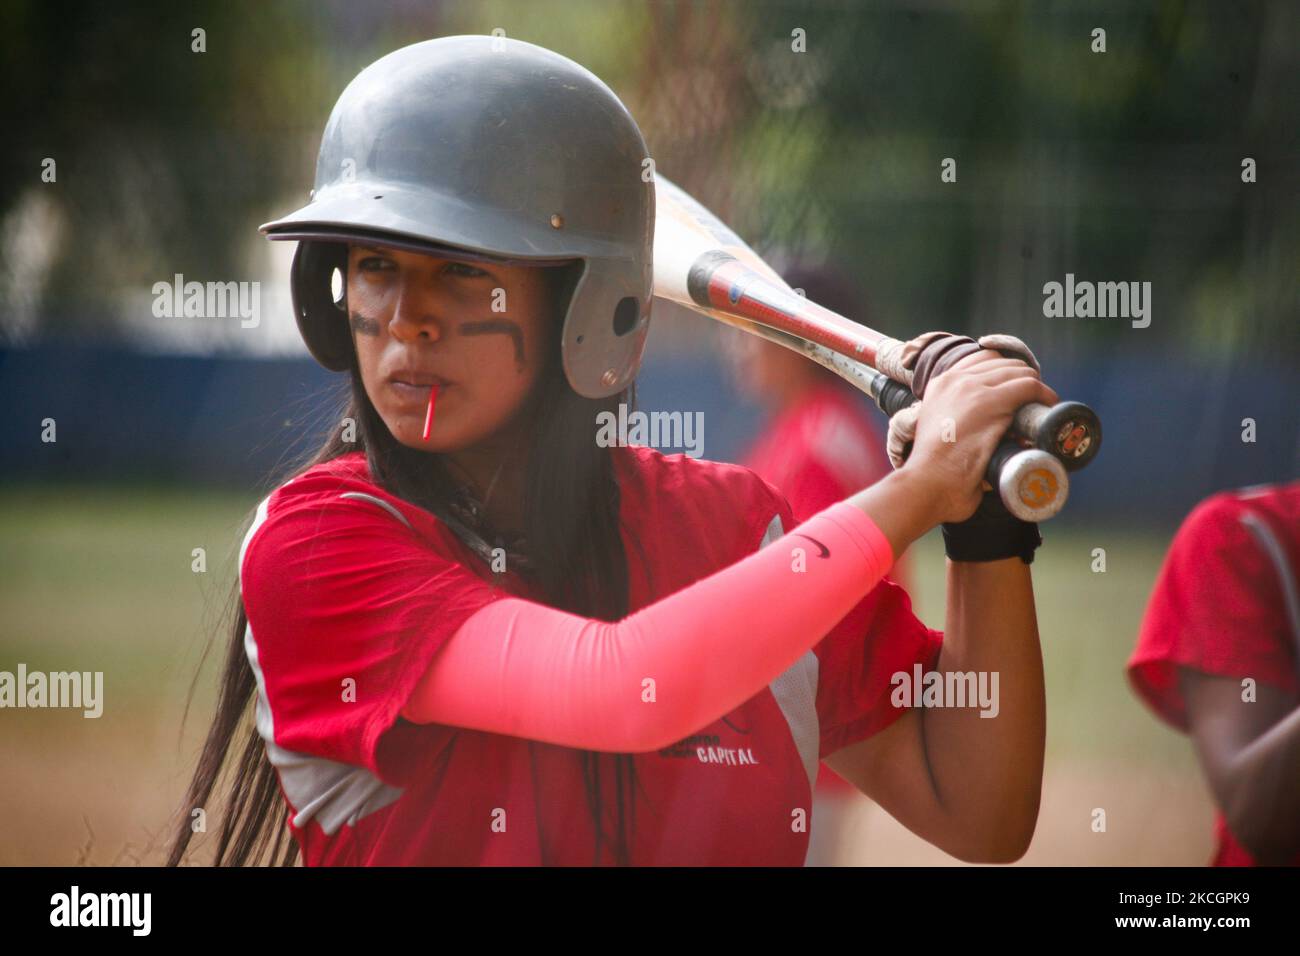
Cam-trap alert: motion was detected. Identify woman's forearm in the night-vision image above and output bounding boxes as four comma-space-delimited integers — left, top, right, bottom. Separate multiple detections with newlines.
922, 557, 1046, 860
1218, 704, 1300, 862
845, 468, 946, 558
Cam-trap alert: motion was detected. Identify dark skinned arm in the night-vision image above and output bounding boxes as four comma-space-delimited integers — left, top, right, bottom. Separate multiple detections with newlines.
824, 556, 1044, 863
1178, 668, 1300, 864
823, 353, 1054, 863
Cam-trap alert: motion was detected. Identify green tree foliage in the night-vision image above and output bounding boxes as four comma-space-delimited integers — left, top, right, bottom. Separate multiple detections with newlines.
5, 0, 1296, 359
2, 0, 335, 335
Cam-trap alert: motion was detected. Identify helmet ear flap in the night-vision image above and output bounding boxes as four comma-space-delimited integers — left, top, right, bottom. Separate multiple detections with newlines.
290, 241, 353, 371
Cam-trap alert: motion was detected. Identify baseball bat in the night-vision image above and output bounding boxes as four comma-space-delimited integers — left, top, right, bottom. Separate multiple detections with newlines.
650, 174, 1090, 521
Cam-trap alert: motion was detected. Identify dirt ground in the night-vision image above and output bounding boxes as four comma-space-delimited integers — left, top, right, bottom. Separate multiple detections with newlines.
0, 717, 1213, 866
807, 758, 1215, 866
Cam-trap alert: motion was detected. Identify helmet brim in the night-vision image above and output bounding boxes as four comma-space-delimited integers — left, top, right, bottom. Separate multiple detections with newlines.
261, 180, 627, 263
264, 225, 577, 269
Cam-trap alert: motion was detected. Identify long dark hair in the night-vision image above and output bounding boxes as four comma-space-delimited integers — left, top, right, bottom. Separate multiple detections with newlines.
167, 260, 648, 866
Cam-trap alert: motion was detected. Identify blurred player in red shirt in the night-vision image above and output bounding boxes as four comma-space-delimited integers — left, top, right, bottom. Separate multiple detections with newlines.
1129, 481, 1300, 865
722, 262, 912, 865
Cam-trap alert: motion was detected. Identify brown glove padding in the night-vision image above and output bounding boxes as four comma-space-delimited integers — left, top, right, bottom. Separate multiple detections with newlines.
908, 333, 982, 399
886, 331, 1043, 470
905, 331, 1043, 399
975, 333, 1041, 375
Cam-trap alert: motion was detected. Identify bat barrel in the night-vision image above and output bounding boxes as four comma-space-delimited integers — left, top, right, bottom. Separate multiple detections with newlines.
652, 173, 1087, 518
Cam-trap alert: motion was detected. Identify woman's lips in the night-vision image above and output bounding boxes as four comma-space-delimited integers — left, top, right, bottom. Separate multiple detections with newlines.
390, 379, 451, 402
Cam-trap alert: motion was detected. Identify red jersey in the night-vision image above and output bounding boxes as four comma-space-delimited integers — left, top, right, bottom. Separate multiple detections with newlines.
742, 380, 906, 795
742, 383, 896, 546
240, 445, 942, 865
1128, 482, 1300, 866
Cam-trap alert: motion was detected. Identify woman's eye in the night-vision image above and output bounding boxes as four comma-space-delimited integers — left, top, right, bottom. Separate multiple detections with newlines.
358, 257, 395, 272
444, 262, 489, 278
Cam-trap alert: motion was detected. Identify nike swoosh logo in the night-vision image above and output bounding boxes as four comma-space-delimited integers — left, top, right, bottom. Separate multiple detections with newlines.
792, 533, 830, 558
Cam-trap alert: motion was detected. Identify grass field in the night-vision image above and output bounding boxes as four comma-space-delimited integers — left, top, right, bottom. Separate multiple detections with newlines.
0, 483, 1215, 866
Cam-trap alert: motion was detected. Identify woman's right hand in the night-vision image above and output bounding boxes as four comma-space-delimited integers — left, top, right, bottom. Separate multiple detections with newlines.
901, 350, 1059, 526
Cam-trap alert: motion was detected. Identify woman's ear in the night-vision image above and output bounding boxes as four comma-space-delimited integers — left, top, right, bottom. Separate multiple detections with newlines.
290, 241, 354, 371
550, 261, 581, 315
545, 261, 582, 354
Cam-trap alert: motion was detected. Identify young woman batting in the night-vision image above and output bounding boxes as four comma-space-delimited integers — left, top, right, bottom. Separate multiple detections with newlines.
168, 36, 1055, 867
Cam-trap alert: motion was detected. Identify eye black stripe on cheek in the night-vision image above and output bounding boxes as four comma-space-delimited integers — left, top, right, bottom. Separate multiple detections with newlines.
350, 312, 381, 336
458, 320, 526, 366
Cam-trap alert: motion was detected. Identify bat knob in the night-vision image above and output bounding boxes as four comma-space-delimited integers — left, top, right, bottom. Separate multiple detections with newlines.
1034, 401, 1101, 472
989, 445, 1070, 522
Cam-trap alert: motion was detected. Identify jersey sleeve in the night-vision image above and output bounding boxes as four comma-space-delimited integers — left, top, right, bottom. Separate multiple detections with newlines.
1128, 493, 1297, 732
776, 458, 849, 524
749, 481, 944, 759
240, 484, 507, 786
815, 576, 944, 759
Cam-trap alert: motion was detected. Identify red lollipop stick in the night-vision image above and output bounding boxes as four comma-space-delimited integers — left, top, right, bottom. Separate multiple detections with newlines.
422, 384, 439, 441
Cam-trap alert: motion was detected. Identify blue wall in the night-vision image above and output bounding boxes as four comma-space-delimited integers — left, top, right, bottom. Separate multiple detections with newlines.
1, 344, 1295, 525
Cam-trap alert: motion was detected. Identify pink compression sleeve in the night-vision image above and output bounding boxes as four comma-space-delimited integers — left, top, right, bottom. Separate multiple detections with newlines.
402, 500, 893, 753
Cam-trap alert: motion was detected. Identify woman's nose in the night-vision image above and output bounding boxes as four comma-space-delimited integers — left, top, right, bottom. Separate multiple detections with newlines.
388, 287, 447, 344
